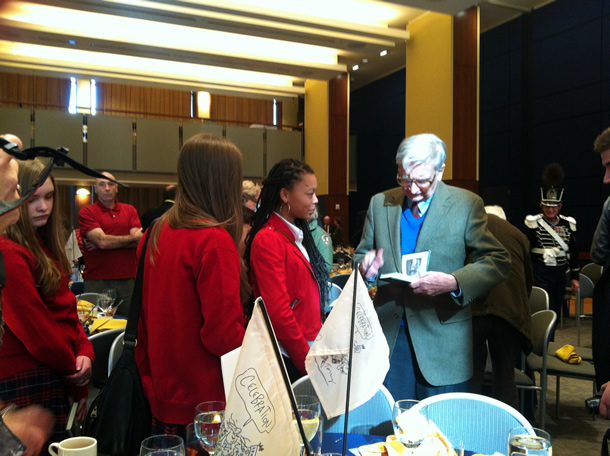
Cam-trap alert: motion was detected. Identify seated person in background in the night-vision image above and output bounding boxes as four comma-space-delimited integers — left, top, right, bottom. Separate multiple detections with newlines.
242, 180, 261, 211
331, 216, 345, 249
309, 207, 333, 273
322, 215, 335, 234
1, 158, 94, 446
140, 184, 176, 232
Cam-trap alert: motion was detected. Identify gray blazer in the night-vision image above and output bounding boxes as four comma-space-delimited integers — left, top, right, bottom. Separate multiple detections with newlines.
354, 182, 510, 386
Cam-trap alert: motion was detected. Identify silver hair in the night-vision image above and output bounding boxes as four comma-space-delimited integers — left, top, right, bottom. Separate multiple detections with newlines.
484, 205, 507, 220
309, 206, 319, 223
395, 133, 447, 171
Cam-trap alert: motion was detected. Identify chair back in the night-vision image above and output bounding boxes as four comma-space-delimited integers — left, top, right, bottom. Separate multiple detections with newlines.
582, 263, 603, 283
88, 328, 125, 389
292, 375, 394, 436
578, 274, 595, 300
325, 283, 344, 314
412, 392, 531, 455
107, 331, 125, 376
530, 310, 556, 357
330, 273, 350, 289
528, 287, 549, 314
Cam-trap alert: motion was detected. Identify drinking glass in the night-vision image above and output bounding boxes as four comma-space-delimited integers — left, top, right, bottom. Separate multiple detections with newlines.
508, 427, 551, 456
194, 400, 225, 455
140, 434, 185, 456
392, 399, 429, 452
98, 289, 116, 315
293, 395, 321, 455
185, 423, 206, 456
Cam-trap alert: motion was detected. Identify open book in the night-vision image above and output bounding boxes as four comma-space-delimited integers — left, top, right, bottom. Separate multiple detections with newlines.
380, 250, 430, 283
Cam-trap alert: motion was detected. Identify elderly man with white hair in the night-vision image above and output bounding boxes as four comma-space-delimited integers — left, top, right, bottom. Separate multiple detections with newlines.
354, 133, 510, 400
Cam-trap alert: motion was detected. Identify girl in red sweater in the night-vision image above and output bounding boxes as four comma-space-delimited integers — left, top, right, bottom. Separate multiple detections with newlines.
244, 159, 329, 382
0, 158, 94, 446
135, 134, 246, 436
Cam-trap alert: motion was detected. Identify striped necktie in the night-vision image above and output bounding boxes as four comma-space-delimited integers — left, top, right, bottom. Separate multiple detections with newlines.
411, 202, 421, 219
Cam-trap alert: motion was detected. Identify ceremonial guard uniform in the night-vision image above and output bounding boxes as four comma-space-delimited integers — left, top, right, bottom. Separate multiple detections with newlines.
523, 166, 579, 335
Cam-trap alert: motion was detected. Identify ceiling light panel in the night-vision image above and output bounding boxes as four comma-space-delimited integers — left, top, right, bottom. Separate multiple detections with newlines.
3, 2, 341, 66
0, 41, 304, 89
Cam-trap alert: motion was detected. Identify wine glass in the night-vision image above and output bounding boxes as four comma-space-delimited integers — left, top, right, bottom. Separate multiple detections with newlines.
194, 400, 225, 455
293, 395, 321, 455
140, 434, 185, 456
98, 289, 116, 315
508, 427, 551, 456
185, 423, 206, 456
392, 399, 430, 452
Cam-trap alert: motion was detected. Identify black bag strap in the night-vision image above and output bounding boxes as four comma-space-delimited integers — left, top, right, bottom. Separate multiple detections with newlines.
124, 223, 156, 346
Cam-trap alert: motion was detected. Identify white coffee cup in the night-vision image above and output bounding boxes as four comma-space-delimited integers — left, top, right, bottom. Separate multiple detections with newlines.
49, 437, 97, 456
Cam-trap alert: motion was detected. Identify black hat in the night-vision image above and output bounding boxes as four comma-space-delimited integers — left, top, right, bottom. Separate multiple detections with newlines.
540, 163, 564, 207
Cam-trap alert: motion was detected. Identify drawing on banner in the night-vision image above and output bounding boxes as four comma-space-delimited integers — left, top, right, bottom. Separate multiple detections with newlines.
313, 299, 375, 386
216, 367, 276, 455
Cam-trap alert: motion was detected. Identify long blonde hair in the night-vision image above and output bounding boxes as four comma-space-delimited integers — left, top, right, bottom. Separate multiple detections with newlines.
6, 158, 71, 297
149, 133, 244, 262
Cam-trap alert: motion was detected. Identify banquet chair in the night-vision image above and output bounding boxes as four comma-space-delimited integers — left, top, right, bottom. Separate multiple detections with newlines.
582, 262, 603, 283
330, 273, 351, 289
514, 309, 556, 429
292, 375, 395, 436
107, 331, 125, 376
529, 287, 549, 314
89, 328, 125, 389
575, 274, 595, 346
412, 392, 531, 456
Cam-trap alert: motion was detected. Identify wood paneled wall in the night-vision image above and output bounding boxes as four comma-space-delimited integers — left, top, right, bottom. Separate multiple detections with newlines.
97, 82, 191, 120
451, 6, 479, 194
0, 73, 276, 126
0, 73, 69, 109
211, 94, 274, 126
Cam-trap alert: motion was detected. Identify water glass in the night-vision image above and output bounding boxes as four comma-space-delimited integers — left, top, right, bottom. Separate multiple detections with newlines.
508, 427, 551, 456
98, 289, 116, 314
140, 434, 185, 456
195, 400, 225, 455
185, 423, 206, 456
293, 395, 322, 455
392, 399, 429, 451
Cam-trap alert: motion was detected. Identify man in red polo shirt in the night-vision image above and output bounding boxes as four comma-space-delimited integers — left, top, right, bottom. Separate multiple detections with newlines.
79, 172, 143, 317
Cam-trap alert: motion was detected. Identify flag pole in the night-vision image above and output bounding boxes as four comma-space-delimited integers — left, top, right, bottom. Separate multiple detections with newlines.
342, 264, 360, 456
257, 298, 312, 456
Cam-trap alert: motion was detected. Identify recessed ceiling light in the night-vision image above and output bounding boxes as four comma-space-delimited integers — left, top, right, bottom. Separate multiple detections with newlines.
362, 58, 368, 63
380, 50, 388, 57
352, 64, 359, 71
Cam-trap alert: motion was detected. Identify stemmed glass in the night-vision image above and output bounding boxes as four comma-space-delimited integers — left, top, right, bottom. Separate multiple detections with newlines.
392, 399, 430, 452
508, 427, 552, 456
194, 401, 225, 455
140, 434, 185, 456
293, 395, 321, 456
98, 288, 116, 316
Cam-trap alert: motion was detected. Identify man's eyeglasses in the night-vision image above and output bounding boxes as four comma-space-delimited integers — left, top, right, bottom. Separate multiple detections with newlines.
396, 173, 436, 190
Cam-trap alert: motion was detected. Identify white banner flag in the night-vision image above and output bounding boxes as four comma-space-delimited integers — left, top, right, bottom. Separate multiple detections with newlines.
216, 301, 301, 456
305, 270, 390, 419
